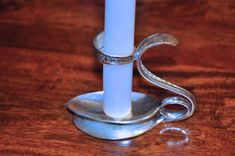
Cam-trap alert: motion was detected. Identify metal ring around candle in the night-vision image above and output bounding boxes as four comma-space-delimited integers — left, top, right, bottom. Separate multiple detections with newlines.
93, 31, 196, 122
93, 32, 136, 65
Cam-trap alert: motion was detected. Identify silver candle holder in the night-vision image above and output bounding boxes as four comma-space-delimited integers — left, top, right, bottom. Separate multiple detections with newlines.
66, 32, 196, 140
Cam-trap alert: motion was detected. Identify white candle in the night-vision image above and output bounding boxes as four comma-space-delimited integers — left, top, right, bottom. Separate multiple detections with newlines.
103, 0, 136, 118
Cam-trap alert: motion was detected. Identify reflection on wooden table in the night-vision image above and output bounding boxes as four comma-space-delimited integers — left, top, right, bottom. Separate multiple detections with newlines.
0, 0, 234, 155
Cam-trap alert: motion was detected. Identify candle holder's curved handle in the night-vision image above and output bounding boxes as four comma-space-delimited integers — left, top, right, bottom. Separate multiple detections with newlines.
135, 34, 196, 122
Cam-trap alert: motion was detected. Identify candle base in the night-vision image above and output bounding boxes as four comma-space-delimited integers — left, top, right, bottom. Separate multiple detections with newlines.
103, 106, 132, 120
66, 91, 192, 140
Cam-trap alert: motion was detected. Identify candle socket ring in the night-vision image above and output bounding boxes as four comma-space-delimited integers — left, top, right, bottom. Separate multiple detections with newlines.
66, 32, 196, 140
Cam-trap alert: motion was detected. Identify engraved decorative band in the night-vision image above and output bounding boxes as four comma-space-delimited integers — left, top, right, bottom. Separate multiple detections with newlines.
93, 32, 136, 65
93, 32, 179, 65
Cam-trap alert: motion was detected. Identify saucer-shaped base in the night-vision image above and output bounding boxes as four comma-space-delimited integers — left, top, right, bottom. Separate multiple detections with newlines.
67, 91, 163, 140
67, 91, 161, 124
67, 91, 191, 140
73, 114, 164, 140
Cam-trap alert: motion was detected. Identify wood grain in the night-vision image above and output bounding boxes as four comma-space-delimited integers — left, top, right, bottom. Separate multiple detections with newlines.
0, 0, 234, 155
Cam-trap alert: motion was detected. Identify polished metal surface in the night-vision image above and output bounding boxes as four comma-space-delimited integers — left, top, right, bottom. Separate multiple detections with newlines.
93, 32, 136, 65
73, 113, 164, 140
66, 32, 196, 140
69, 91, 193, 140
67, 91, 160, 124
135, 34, 196, 120
67, 91, 192, 124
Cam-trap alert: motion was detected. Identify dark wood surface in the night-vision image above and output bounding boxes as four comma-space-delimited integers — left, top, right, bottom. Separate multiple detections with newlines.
0, 0, 234, 155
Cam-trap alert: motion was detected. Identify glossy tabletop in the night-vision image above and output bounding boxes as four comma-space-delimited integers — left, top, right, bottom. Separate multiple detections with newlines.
0, 0, 234, 155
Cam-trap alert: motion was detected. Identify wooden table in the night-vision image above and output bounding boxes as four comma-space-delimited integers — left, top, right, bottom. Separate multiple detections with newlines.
0, 0, 234, 155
